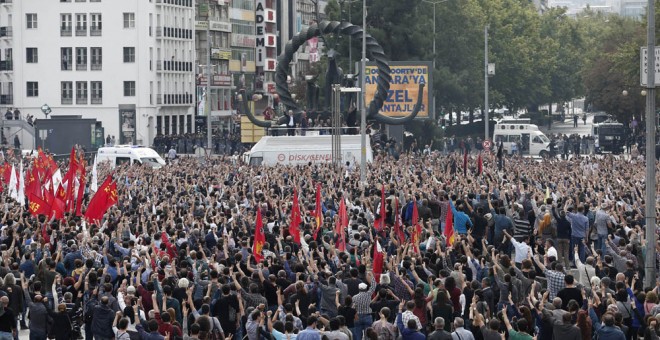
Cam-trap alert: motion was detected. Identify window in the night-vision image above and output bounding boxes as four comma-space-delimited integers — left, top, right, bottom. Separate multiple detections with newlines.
231, 0, 254, 10
26, 14, 37, 29
76, 47, 87, 70
26, 48, 37, 63
123, 13, 135, 28
75, 14, 87, 35
123, 47, 135, 63
26, 82, 38, 97
123, 81, 135, 96
76, 81, 87, 104
230, 19, 255, 35
61, 81, 73, 104
60, 0, 71, 2
61, 48, 72, 70
61, 14, 72, 36
91, 47, 102, 70
90, 13, 102, 35
91, 81, 102, 104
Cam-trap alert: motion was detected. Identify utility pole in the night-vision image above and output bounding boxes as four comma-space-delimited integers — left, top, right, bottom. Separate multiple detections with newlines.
205, 12, 213, 154
643, 0, 656, 289
484, 25, 489, 142
359, 0, 367, 183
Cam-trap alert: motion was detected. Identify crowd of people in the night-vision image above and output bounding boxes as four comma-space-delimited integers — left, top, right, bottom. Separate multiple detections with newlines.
0, 143, 656, 340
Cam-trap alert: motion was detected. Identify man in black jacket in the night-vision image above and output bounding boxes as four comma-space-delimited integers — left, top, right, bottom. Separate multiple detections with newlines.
91, 296, 115, 340
428, 317, 452, 340
24, 283, 50, 340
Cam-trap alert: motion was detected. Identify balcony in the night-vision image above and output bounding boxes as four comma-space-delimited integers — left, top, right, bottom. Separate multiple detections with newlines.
75, 26, 86, 36
161, 60, 192, 72
91, 63, 102, 71
157, 94, 162, 104
0, 60, 12, 71
61, 97, 72, 105
91, 97, 102, 104
76, 63, 86, 71
0, 27, 11, 38
0, 95, 12, 105
61, 27, 72, 37
90, 27, 101, 36
163, 93, 193, 105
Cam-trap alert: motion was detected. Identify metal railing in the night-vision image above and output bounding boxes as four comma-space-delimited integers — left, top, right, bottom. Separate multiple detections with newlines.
90, 27, 102, 36
0, 95, 12, 105
61, 27, 72, 36
91, 63, 102, 71
0, 27, 11, 38
76, 97, 87, 105
76, 63, 86, 71
61, 97, 72, 105
156, 27, 162, 37
0, 60, 12, 71
157, 94, 162, 104
75, 27, 86, 36
91, 97, 102, 104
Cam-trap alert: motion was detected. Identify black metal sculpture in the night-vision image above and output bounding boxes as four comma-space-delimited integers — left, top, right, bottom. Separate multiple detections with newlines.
242, 20, 425, 128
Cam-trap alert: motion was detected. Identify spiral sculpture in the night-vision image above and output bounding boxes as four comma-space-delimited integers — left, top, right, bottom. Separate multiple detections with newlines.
242, 20, 425, 128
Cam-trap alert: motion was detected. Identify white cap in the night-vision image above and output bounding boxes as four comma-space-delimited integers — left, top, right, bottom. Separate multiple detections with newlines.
358, 283, 368, 290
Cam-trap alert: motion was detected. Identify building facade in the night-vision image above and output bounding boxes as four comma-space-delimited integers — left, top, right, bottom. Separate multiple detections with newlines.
6, 0, 195, 147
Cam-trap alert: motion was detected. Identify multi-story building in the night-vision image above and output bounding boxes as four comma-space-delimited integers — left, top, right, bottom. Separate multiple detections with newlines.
194, 0, 232, 133
229, 0, 257, 92
6, 0, 195, 147
277, 0, 327, 80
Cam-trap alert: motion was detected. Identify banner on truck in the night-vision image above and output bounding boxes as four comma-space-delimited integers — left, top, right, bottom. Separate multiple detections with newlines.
363, 61, 432, 119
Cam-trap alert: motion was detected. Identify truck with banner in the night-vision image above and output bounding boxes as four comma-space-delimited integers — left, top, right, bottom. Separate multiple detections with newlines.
242, 135, 373, 166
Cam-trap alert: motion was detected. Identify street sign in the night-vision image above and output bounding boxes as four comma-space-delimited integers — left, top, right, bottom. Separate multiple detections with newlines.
483, 139, 492, 149
640, 47, 660, 86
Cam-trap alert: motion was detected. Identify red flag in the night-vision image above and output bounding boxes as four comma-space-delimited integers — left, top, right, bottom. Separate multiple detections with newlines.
444, 202, 455, 246
2, 163, 11, 185
477, 153, 483, 176
75, 163, 86, 217
63, 148, 79, 210
27, 192, 51, 216
394, 199, 405, 244
375, 185, 386, 232
411, 198, 421, 253
335, 197, 348, 252
50, 196, 66, 220
463, 149, 468, 176
313, 183, 323, 240
25, 167, 42, 199
41, 222, 50, 245
253, 207, 265, 263
289, 188, 301, 245
84, 175, 118, 222
43, 181, 55, 205
372, 240, 384, 283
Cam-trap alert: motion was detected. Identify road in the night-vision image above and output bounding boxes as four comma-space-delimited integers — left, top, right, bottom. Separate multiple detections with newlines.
539, 113, 594, 137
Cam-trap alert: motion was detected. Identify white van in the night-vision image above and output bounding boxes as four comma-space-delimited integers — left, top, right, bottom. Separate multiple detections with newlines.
97, 145, 166, 169
493, 121, 551, 157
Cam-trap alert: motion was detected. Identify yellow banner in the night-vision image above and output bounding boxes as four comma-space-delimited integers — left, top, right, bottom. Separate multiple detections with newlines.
364, 63, 430, 118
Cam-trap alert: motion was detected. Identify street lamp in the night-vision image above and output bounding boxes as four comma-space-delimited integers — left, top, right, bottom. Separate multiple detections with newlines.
40, 104, 51, 118
422, 0, 450, 123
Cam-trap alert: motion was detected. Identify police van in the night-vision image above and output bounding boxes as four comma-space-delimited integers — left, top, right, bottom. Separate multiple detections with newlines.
97, 145, 166, 169
492, 119, 552, 157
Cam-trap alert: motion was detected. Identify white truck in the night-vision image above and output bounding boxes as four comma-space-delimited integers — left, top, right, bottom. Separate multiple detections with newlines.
97, 145, 166, 169
243, 135, 373, 166
492, 119, 552, 157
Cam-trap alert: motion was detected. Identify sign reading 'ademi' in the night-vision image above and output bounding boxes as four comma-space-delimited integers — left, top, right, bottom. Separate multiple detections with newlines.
255, 0, 276, 68
640, 47, 660, 86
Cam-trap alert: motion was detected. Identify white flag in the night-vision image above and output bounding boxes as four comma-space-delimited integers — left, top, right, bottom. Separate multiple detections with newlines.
51, 169, 63, 193
90, 156, 98, 192
17, 161, 25, 206
8, 164, 17, 200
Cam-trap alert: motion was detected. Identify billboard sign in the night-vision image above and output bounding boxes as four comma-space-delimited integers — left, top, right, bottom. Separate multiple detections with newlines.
363, 61, 432, 119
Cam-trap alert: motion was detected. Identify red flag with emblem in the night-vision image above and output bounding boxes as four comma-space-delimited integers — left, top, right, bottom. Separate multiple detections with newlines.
289, 188, 301, 245
335, 196, 348, 252
25, 166, 42, 199
27, 192, 50, 216
253, 207, 265, 263
84, 175, 117, 222
372, 240, 385, 283
313, 183, 323, 240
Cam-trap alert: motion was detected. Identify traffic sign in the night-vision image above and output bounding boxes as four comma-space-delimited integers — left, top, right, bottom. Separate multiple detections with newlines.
640, 47, 660, 86
483, 139, 492, 149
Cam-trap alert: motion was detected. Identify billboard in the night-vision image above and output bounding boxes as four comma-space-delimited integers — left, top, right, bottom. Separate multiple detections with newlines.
363, 61, 432, 119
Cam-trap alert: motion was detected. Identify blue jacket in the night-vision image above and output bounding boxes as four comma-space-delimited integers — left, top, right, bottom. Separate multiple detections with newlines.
589, 308, 626, 340
450, 200, 473, 235
397, 313, 426, 340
